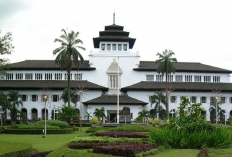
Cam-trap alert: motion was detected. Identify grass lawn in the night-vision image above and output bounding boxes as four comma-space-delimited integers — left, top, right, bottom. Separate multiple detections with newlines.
0, 127, 91, 152
207, 147, 232, 157
154, 149, 201, 157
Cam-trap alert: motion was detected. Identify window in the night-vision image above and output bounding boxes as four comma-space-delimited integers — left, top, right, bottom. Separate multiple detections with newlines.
22, 95, 27, 102
109, 75, 118, 88
55, 73, 62, 80
6, 73, 13, 80
31, 95, 38, 102
146, 75, 154, 81
213, 76, 220, 83
201, 97, 207, 103
176, 75, 183, 82
16, 73, 23, 80
194, 76, 201, 82
74, 74, 82, 80
35, 73, 42, 80
229, 97, 232, 104
185, 75, 192, 82
191, 96, 196, 103
107, 44, 111, 50
210, 97, 215, 105
112, 44, 116, 51
123, 44, 127, 51
149, 96, 153, 103
204, 76, 211, 82
45, 73, 52, 80
101, 44, 105, 50
118, 44, 122, 51
25, 73, 33, 80
53, 95, 59, 102
65, 74, 72, 80
167, 75, 173, 82
171, 96, 176, 103
221, 97, 226, 103
156, 75, 163, 81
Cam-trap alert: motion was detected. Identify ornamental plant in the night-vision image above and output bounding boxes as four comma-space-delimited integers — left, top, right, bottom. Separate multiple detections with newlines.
89, 116, 101, 125
148, 118, 163, 127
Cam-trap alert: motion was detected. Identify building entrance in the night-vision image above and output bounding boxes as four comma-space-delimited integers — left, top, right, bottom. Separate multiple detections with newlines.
110, 113, 117, 122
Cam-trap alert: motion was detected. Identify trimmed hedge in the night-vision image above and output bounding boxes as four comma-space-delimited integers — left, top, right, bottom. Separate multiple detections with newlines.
34, 120, 69, 128
109, 125, 154, 132
72, 127, 79, 132
95, 131, 149, 138
4, 128, 73, 134
71, 123, 91, 127
85, 127, 109, 133
18, 126, 60, 130
0, 142, 33, 157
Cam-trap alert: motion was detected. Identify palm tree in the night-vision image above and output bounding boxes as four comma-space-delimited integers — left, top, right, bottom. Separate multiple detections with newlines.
53, 29, 85, 106
84, 112, 92, 122
151, 91, 166, 118
155, 49, 177, 119
60, 88, 78, 105
93, 107, 106, 122
7, 90, 23, 123
58, 105, 79, 124
138, 109, 150, 123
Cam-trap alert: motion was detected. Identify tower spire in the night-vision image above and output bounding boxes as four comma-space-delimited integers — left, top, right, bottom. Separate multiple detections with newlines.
113, 11, 115, 25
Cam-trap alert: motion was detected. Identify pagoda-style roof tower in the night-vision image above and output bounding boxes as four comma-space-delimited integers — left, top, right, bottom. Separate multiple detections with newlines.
93, 24, 136, 49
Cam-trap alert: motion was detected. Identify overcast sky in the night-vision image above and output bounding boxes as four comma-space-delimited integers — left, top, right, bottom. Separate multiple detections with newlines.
1, 0, 232, 79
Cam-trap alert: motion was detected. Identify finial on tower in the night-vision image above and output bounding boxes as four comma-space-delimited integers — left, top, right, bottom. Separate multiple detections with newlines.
113, 11, 115, 25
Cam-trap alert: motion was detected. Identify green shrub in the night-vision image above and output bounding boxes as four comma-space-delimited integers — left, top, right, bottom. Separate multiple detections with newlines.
89, 116, 101, 125
150, 125, 232, 148
18, 126, 60, 130
34, 120, 69, 128
85, 127, 109, 133
0, 142, 33, 157
72, 127, 79, 132
4, 128, 73, 134
71, 123, 91, 127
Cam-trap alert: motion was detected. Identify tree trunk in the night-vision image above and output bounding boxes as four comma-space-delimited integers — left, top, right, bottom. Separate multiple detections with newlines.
68, 52, 71, 107
166, 71, 169, 119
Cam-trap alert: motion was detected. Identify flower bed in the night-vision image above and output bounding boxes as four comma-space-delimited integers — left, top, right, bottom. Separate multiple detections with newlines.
23, 150, 52, 157
68, 143, 121, 149
93, 144, 158, 157
95, 131, 149, 138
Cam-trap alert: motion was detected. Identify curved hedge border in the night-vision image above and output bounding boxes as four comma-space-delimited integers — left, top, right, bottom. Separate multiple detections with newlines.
0, 142, 32, 157
4, 128, 73, 134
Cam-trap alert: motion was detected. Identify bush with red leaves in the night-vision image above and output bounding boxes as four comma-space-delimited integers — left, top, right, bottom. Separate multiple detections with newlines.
198, 148, 208, 157
68, 143, 121, 149
23, 150, 52, 157
93, 144, 158, 157
95, 131, 149, 138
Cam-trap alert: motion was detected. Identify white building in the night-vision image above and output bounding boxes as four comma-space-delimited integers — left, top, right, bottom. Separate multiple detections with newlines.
1, 22, 232, 122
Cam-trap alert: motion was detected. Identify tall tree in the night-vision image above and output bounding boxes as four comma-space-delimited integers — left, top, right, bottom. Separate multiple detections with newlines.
58, 105, 79, 124
93, 107, 106, 122
0, 31, 14, 80
138, 109, 150, 123
155, 49, 177, 119
151, 91, 166, 118
0, 92, 11, 125
7, 90, 23, 123
53, 29, 85, 106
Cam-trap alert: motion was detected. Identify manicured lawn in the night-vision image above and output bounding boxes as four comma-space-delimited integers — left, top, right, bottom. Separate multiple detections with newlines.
0, 127, 91, 152
207, 147, 232, 157
154, 149, 201, 157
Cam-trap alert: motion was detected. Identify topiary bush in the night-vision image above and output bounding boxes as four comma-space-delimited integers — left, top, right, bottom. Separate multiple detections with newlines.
34, 120, 69, 128
18, 126, 60, 130
89, 116, 101, 125
95, 131, 149, 138
108, 125, 153, 132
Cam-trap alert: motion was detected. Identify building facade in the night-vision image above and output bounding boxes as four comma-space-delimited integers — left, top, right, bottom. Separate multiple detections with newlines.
1, 23, 232, 122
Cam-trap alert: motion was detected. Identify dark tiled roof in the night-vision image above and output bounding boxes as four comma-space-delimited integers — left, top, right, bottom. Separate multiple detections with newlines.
83, 95, 147, 105
133, 61, 232, 73
121, 81, 232, 92
0, 80, 108, 91
9, 60, 96, 71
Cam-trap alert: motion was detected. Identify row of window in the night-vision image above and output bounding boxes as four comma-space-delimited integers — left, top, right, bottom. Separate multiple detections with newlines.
149, 96, 232, 104
146, 75, 221, 82
6, 73, 83, 80
101, 43, 128, 51
21, 95, 81, 102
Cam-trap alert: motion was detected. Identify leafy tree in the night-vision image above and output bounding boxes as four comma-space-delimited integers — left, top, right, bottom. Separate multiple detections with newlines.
0, 31, 14, 80
58, 105, 79, 124
7, 90, 23, 123
60, 88, 78, 105
84, 112, 92, 121
53, 29, 85, 106
93, 107, 106, 122
151, 91, 166, 118
155, 49, 177, 119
